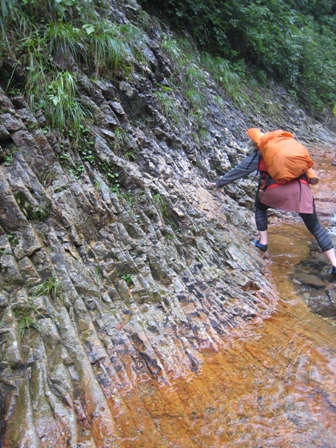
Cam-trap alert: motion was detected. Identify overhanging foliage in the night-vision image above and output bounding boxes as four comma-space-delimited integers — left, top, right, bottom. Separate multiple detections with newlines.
140, 0, 336, 114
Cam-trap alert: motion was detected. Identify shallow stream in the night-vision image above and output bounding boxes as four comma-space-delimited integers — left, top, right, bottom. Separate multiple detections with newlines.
119, 148, 336, 447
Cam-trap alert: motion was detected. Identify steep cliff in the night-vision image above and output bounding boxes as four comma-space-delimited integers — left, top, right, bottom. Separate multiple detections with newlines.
1, 1, 336, 446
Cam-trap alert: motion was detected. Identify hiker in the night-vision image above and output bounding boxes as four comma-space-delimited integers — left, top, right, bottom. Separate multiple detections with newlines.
210, 128, 336, 274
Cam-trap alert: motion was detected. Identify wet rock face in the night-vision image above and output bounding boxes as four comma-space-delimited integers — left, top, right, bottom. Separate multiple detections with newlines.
1, 1, 335, 446
0, 86, 278, 446
0, 93, 271, 446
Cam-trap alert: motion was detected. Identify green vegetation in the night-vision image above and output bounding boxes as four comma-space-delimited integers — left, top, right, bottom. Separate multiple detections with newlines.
7, 233, 16, 243
14, 191, 50, 221
141, 0, 336, 115
1, 0, 335, 128
153, 193, 168, 216
201, 53, 245, 105
31, 275, 60, 299
117, 190, 135, 206
3, 155, 12, 166
2, 144, 18, 167
155, 89, 180, 123
0, 0, 150, 140
13, 299, 44, 339
88, 21, 132, 76
71, 164, 85, 180
100, 163, 121, 193
121, 273, 133, 284
44, 71, 89, 135
124, 151, 137, 161
160, 37, 209, 117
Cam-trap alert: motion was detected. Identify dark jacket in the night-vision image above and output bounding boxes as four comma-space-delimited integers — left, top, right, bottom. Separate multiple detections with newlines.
216, 152, 259, 187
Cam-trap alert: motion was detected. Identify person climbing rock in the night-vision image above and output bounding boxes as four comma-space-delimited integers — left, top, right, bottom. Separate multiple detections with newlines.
210, 128, 336, 275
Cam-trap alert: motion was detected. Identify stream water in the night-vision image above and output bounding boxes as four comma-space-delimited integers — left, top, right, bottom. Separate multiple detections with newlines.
122, 272, 336, 447
116, 149, 336, 448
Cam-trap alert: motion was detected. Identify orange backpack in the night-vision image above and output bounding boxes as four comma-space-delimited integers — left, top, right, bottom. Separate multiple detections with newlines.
258, 130, 315, 184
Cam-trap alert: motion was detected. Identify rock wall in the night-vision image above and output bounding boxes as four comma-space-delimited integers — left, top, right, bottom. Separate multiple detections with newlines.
0, 0, 335, 446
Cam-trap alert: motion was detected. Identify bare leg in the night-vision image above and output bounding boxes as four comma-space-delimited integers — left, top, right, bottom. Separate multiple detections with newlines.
259, 230, 268, 246
299, 212, 336, 273
299, 212, 336, 268
323, 248, 336, 267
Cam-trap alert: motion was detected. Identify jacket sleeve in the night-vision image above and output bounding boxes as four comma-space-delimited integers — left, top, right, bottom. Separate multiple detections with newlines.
216, 152, 260, 187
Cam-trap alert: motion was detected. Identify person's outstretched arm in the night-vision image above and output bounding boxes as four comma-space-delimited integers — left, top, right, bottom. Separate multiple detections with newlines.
212, 151, 260, 188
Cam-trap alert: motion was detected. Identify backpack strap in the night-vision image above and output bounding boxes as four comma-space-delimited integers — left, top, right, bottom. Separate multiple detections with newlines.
257, 155, 275, 190
254, 152, 263, 206
245, 150, 260, 170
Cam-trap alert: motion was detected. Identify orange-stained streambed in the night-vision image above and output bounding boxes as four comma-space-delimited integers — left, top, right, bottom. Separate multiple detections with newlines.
95, 149, 336, 448
117, 272, 336, 447
115, 272, 336, 447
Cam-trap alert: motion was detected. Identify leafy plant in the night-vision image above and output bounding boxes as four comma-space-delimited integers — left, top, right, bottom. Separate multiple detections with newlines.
3, 155, 12, 166
59, 153, 71, 163
31, 275, 60, 299
101, 163, 122, 193
121, 273, 133, 284
87, 21, 132, 75
81, 149, 95, 163
185, 65, 206, 88
118, 23, 151, 65
161, 37, 181, 63
113, 127, 127, 151
185, 88, 206, 109
13, 299, 44, 339
141, 0, 336, 114
71, 164, 85, 179
124, 151, 137, 161
44, 21, 84, 68
14, 190, 50, 221
12, 34, 47, 101
44, 71, 91, 136
119, 23, 148, 47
